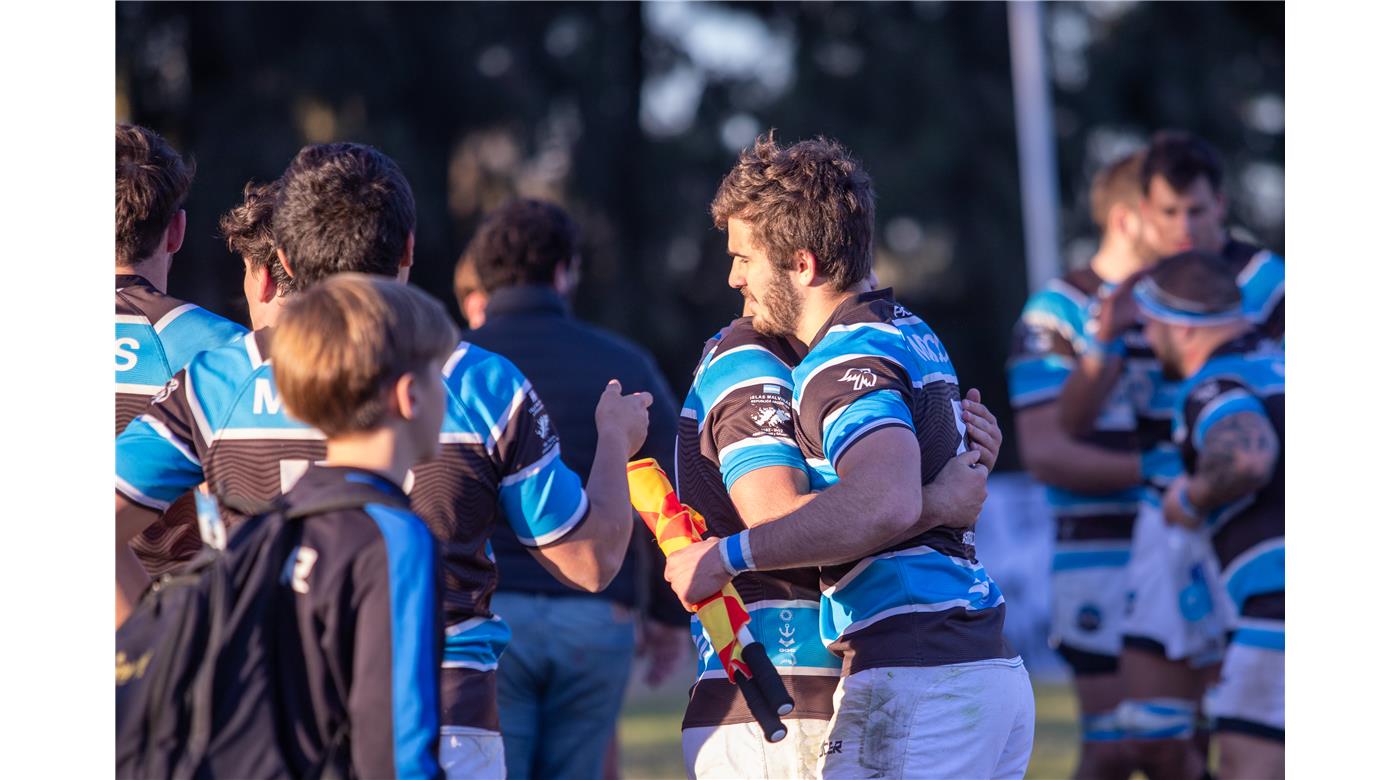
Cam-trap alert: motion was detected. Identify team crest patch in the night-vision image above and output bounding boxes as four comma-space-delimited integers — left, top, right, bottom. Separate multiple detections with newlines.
1076, 604, 1102, 633
839, 368, 877, 390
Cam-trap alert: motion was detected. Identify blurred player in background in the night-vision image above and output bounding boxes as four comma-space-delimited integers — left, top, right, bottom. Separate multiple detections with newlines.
1136, 252, 1284, 779
114, 124, 246, 594
1008, 151, 1165, 780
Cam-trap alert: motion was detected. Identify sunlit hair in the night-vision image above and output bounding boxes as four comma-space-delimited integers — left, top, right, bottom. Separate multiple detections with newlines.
1089, 150, 1145, 230
115, 123, 194, 266
270, 274, 457, 437
219, 180, 291, 293
272, 142, 416, 291
710, 131, 876, 292
1141, 250, 1241, 314
1140, 130, 1224, 195
462, 198, 579, 294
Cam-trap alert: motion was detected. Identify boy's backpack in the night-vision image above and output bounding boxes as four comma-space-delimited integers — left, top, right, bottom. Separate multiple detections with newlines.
116, 485, 389, 780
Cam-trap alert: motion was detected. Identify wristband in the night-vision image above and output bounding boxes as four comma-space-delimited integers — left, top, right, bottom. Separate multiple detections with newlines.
1141, 446, 1184, 487
1085, 333, 1127, 359
1175, 481, 1204, 523
719, 530, 756, 577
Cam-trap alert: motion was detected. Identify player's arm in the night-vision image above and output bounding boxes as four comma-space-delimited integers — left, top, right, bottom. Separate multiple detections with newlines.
1015, 403, 1143, 493
1058, 276, 1142, 436
1165, 402, 1278, 528
524, 381, 651, 593
666, 427, 924, 604
115, 494, 159, 626
348, 517, 443, 780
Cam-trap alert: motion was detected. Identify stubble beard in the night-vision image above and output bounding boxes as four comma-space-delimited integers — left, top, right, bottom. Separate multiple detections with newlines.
752, 272, 802, 337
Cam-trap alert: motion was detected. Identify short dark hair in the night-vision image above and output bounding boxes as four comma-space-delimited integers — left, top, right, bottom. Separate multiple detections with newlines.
219, 180, 292, 294
115, 124, 194, 266
461, 199, 579, 294
1142, 250, 1241, 313
1140, 130, 1224, 195
1089, 151, 1144, 230
272, 143, 416, 291
711, 132, 875, 292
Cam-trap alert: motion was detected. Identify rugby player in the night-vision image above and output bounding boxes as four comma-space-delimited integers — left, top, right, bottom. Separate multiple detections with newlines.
677, 301, 1002, 779
1135, 252, 1284, 779
1058, 131, 1284, 777
666, 134, 1033, 779
114, 124, 246, 594
1008, 151, 1167, 780
217, 179, 284, 332
113, 142, 652, 778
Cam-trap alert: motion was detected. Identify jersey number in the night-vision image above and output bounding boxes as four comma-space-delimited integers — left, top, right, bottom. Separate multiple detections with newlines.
283, 546, 319, 594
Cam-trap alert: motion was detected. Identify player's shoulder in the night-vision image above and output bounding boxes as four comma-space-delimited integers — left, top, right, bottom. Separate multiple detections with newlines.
441, 340, 532, 412
695, 318, 795, 400
1020, 272, 1096, 328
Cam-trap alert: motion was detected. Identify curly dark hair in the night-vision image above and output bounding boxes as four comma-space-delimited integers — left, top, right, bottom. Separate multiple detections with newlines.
710, 131, 875, 292
115, 124, 194, 266
219, 180, 292, 293
272, 143, 416, 290
461, 199, 579, 294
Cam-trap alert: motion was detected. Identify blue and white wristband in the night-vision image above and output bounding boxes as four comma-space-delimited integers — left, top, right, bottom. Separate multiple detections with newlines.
1175, 481, 1204, 524
719, 530, 757, 577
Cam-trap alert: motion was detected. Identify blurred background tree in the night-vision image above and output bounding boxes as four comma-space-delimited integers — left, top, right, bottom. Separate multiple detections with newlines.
117, 0, 1282, 469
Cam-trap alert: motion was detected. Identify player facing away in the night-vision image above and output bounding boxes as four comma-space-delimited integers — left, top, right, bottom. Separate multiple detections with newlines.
113, 143, 652, 779
1135, 253, 1284, 780
1008, 151, 1170, 780
250, 274, 456, 779
114, 124, 247, 582
1058, 131, 1283, 778
676, 308, 1001, 779
666, 134, 1034, 779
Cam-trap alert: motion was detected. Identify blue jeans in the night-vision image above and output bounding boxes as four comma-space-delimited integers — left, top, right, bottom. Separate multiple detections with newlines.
491, 592, 636, 780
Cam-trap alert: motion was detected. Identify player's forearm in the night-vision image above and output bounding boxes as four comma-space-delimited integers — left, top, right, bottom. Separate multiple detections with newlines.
1186, 416, 1278, 510
1058, 356, 1124, 436
1015, 411, 1141, 493
746, 477, 918, 571
573, 428, 635, 587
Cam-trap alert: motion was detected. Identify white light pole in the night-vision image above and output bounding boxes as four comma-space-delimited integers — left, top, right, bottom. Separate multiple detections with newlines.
1007, 0, 1062, 292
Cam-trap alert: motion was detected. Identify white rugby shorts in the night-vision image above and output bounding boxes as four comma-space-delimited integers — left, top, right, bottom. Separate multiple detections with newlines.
1121, 501, 1227, 664
682, 717, 830, 780
440, 726, 505, 780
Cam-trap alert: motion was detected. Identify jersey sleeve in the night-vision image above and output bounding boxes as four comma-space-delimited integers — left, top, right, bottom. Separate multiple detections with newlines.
1237, 251, 1284, 342
797, 347, 917, 474
1006, 289, 1085, 410
1182, 377, 1269, 452
453, 351, 591, 548
352, 506, 443, 780
157, 305, 248, 372
695, 344, 805, 491
115, 368, 207, 511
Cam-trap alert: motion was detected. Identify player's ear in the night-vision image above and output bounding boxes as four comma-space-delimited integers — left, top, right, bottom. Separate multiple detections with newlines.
277, 248, 296, 281
398, 233, 416, 282
250, 260, 277, 304
165, 209, 187, 255
794, 248, 821, 287
392, 372, 418, 421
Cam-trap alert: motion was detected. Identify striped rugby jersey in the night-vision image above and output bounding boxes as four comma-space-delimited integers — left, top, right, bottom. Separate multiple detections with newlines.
792, 289, 1014, 675
675, 317, 840, 728
115, 274, 246, 575
1175, 332, 1284, 649
1008, 268, 1145, 561
115, 329, 589, 731
1221, 238, 1285, 346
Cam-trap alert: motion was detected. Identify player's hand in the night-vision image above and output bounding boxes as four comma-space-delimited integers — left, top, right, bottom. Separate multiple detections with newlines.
595, 380, 652, 457
1162, 475, 1202, 529
1094, 270, 1147, 341
635, 619, 691, 687
664, 537, 730, 607
916, 449, 987, 531
961, 388, 1002, 471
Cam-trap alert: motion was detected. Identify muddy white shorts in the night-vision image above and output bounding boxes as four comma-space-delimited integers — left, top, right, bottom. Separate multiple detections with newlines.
816, 657, 1035, 779
1049, 540, 1131, 673
1204, 626, 1285, 742
440, 726, 505, 779
682, 717, 831, 779
1121, 501, 1226, 664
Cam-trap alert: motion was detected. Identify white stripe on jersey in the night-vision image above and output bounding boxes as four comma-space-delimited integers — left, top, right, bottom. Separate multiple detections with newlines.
212, 427, 327, 442
116, 474, 172, 512
153, 303, 198, 334
501, 444, 562, 487
488, 382, 531, 456
832, 597, 1005, 641
823, 545, 981, 597
794, 352, 891, 400
439, 431, 486, 445
136, 413, 201, 465
184, 371, 215, 447
717, 435, 799, 465
115, 382, 167, 396
243, 331, 265, 368
442, 343, 470, 378
114, 314, 149, 325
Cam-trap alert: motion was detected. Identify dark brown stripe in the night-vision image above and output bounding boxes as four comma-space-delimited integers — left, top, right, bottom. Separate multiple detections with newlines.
682, 673, 838, 729
1055, 513, 1138, 542
441, 667, 500, 732
831, 606, 1016, 676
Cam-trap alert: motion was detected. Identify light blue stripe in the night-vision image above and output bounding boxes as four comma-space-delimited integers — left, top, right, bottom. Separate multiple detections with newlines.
692, 604, 839, 674
1021, 289, 1088, 340
115, 417, 205, 504
697, 348, 793, 421
443, 347, 530, 440
365, 504, 440, 780
824, 390, 914, 469
1007, 358, 1072, 405
444, 617, 513, 667
1045, 486, 1142, 510
1234, 627, 1285, 651
1225, 544, 1284, 611
1239, 253, 1284, 322
719, 441, 805, 492
159, 307, 247, 370
795, 328, 912, 399
114, 322, 172, 387
184, 345, 261, 430
498, 456, 587, 546
1193, 394, 1267, 449
820, 550, 1003, 643
1052, 549, 1131, 572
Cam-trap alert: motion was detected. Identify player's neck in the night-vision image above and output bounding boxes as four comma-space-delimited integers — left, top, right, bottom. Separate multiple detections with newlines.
117, 255, 171, 293
1183, 322, 1252, 377
795, 279, 871, 347
323, 428, 415, 489
1089, 239, 1147, 284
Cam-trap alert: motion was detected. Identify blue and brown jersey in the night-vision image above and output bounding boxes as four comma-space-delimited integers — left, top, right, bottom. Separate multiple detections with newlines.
114, 329, 588, 731
675, 317, 839, 728
1175, 333, 1284, 649
793, 290, 1014, 675
1221, 238, 1285, 346
1008, 269, 1144, 560
115, 274, 246, 575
